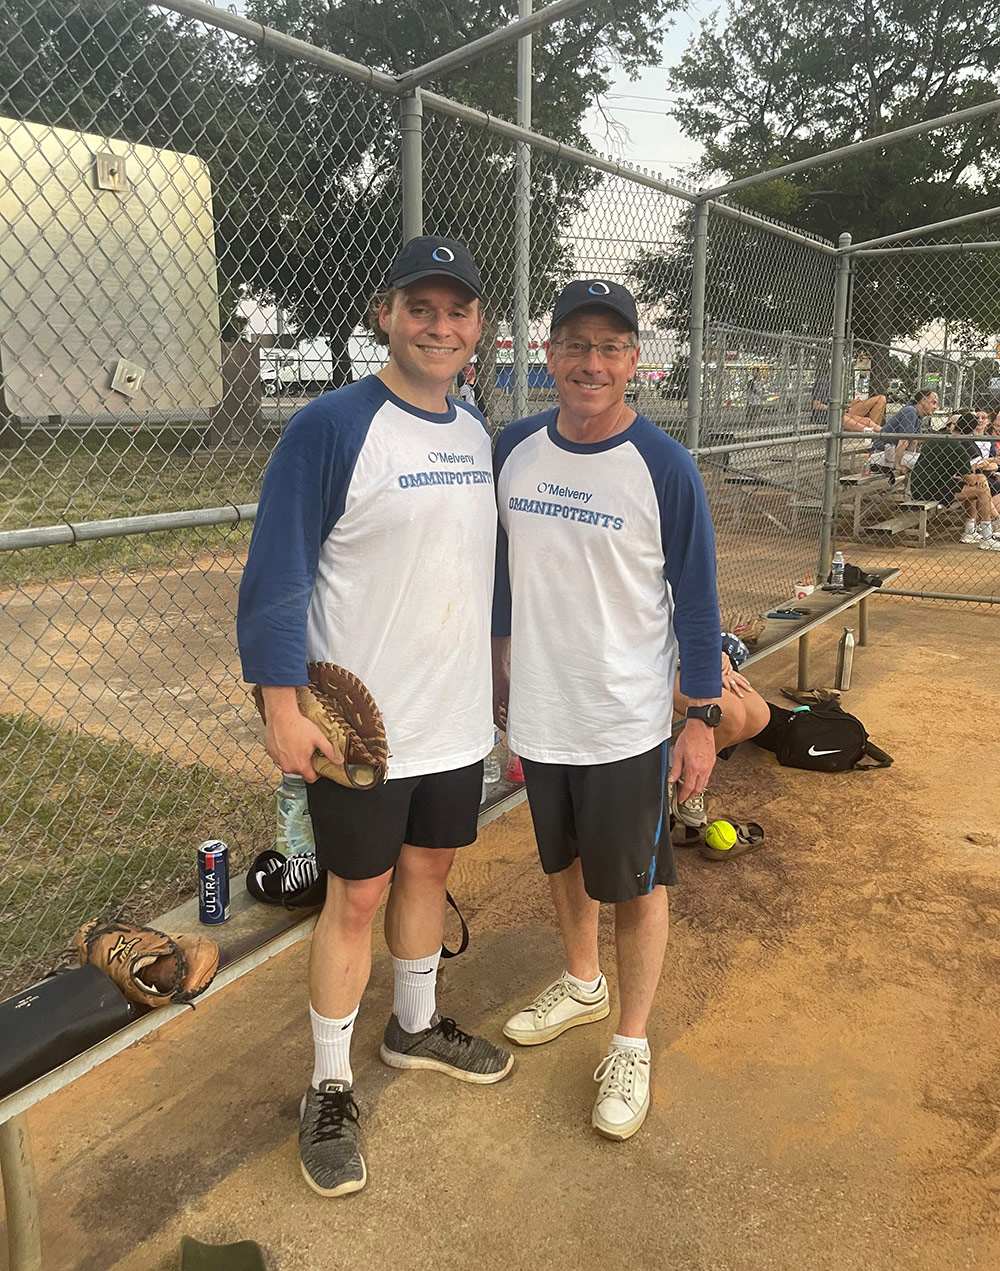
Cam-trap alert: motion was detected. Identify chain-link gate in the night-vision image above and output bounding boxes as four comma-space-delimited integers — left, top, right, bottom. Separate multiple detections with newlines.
832, 228, 1000, 602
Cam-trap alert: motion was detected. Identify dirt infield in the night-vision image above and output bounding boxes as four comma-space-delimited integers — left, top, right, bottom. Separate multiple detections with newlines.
3, 602, 999, 1271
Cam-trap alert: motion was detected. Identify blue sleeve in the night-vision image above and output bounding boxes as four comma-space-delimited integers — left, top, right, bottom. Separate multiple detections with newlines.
631, 420, 722, 699
887, 404, 919, 434
236, 384, 376, 685
490, 413, 551, 638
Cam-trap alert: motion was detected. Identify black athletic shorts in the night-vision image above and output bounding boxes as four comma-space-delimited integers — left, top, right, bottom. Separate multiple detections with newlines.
520, 742, 677, 904
305, 760, 483, 881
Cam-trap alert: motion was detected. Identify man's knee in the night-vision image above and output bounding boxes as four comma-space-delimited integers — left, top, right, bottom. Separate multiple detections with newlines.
323, 872, 390, 930
395, 843, 456, 886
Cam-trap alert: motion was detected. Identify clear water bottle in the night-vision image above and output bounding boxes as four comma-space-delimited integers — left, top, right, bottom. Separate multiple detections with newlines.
276, 773, 316, 856
483, 730, 502, 792
830, 550, 845, 589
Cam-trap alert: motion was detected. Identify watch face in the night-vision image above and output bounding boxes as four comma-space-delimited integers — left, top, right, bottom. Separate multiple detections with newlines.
689, 704, 723, 726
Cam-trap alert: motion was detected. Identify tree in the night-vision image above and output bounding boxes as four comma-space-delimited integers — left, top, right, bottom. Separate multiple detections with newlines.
659, 0, 1000, 391
243, 0, 683, 385
2, 0, 685, 399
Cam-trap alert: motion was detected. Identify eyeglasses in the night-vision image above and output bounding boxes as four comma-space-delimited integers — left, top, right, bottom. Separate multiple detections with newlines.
550, 339, 636, 362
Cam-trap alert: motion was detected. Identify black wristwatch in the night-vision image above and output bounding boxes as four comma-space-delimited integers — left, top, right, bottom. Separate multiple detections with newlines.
686, 703, 723, 727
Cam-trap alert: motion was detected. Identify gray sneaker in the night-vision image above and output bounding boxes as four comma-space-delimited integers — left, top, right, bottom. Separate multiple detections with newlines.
299, 1079, 366, 1197
380, 1014, 514, 1084
669, 782, 707, 844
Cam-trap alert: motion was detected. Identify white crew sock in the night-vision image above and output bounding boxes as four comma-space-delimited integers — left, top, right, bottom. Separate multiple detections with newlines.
310, 1004, 358, 1088
392, 952, 441, 1033
977, 521, 993, 540
964, 518, 976, 535
612, 1032, 649, 1053
565, 970, 603, 995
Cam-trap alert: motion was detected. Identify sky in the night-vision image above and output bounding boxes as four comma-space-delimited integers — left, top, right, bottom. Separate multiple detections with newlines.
580, 7, 707, 181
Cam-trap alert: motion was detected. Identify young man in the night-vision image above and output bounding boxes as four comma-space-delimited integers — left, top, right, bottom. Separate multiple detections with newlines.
492, 279, 722, 1140
237, 236, 512, 1199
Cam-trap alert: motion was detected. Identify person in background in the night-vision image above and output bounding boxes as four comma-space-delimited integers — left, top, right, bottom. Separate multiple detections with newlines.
877, 387, 938, 472
457, 360, 488, 422
907, 411, 1000, 549
670, 632, 771, 846
811, 363, 886, 433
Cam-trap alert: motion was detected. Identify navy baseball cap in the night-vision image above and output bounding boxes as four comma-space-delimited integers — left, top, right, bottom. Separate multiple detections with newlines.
550, 279, 639, 336
388, 236, 483, 299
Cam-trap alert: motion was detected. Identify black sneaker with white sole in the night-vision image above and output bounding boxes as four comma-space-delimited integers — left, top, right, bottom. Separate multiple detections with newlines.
380, 1014, 514, 1083
299, 1079, 366, 1197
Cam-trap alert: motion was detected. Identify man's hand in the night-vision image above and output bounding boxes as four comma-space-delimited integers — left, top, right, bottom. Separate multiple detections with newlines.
669, 719, 717, 804
492, 636, 511, 732
259, 685, 342, 782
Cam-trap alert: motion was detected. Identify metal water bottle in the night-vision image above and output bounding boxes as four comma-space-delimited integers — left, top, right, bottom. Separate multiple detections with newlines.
835, 626, 856, 690
276, 773, 316, 856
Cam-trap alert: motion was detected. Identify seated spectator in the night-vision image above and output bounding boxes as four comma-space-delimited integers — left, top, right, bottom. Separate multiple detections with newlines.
671, 633, 771, 841
875, 387, 938, 471
811, 366, 886, 433
908, 411, 1000, 549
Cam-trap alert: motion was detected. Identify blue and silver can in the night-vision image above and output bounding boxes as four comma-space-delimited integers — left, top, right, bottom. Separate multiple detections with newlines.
197, 839, 230, 925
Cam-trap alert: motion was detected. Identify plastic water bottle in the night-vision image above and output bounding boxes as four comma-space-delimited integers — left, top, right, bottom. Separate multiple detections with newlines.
830, 550, 845, 589
483, 730, 502, 794
276, 774, 316, 856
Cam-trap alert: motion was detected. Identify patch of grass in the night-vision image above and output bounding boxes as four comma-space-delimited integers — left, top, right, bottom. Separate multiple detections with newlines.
1, 430, 268, 586
0, 713, 273, 998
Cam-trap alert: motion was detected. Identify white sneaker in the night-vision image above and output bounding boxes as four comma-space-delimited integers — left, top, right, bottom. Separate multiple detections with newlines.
959, 531, 980, 543
592, 1043, 651, 1140
979, 538, 1000, 550
503, 974, 610, 1046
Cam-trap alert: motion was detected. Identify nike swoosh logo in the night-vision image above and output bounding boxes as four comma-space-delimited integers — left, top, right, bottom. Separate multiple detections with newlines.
807, 745, 841, 756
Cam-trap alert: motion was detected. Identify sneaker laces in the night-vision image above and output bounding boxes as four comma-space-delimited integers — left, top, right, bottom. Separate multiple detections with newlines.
679, 789, 705, 818
530, 979, 572, 1016
435, 1016, 473, 1048
593, 1046, 638, 1101
310, 1088, 360, 1142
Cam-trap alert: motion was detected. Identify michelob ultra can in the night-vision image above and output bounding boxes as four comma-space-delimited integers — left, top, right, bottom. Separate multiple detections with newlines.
197, 839, 231, 924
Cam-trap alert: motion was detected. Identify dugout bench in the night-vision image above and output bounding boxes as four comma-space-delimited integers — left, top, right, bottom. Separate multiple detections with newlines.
741, 566, 900, 690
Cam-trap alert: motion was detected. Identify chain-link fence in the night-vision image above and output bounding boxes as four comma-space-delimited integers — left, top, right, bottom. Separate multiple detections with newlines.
831, 232, 1000, 601
2, 1, 996, 996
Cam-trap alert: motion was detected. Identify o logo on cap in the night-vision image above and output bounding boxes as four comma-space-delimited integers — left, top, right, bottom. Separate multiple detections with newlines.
432, 247, 456, 262
588, 281, 611, 295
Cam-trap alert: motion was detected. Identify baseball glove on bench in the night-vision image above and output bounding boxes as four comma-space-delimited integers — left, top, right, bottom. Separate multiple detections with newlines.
253, 663, 389, 790
74, 919, 219, 1009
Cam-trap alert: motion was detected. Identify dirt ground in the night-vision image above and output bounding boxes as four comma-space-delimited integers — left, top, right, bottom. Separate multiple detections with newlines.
3, 602, 1000, 1271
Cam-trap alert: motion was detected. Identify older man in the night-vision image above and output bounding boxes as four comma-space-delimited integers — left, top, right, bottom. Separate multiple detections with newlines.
492, 279, 722, 1139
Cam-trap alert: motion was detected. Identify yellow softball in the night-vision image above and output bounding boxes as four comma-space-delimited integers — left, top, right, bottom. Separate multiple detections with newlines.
704, 820, 738, 851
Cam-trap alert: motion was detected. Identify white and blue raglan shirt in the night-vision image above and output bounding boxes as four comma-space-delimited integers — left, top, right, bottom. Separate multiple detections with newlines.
493, 410, 722, 765
238, 377, 497, 779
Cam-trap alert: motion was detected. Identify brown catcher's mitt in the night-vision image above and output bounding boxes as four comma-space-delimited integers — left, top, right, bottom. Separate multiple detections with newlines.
253, 663, 389, 790
74, 918, 219, 1009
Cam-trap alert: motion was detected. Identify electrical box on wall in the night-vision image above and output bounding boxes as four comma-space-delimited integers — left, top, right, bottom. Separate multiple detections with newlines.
0, 116, 223, 416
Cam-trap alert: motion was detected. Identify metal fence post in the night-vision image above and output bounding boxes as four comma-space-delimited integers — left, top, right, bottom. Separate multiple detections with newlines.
818, 232, 852, 580
512, 0, 532, 423
400, 90, 424, 242
686, 201, 710, 451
